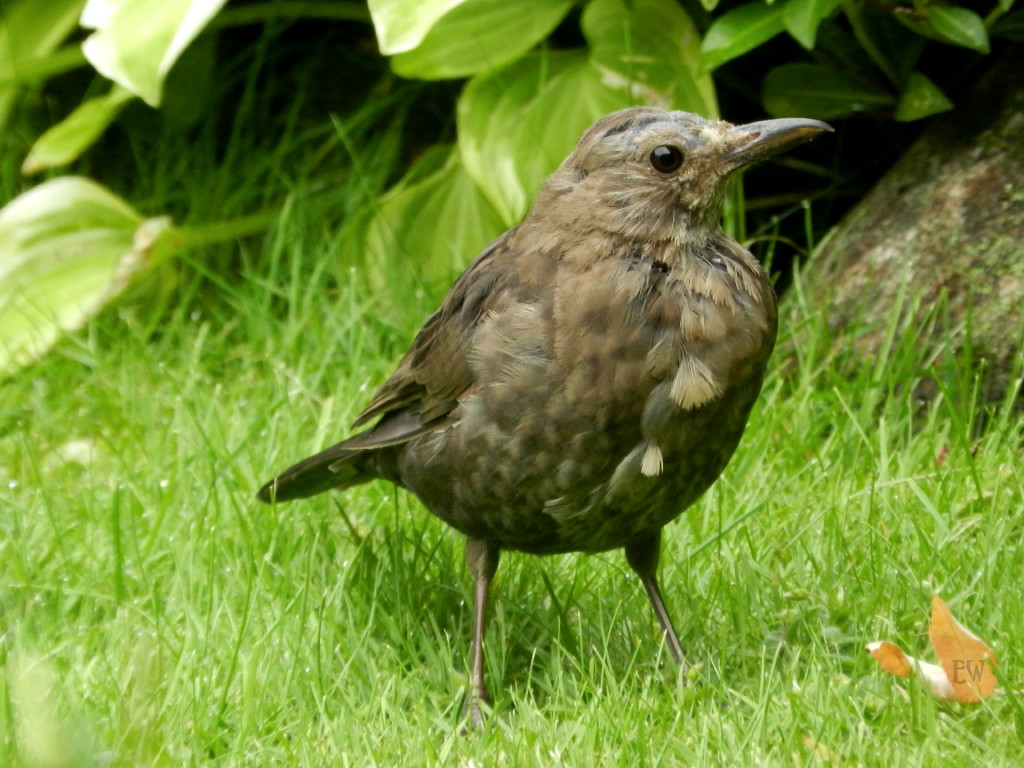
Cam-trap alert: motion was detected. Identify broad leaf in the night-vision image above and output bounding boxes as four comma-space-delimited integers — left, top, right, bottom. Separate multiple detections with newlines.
0, 177, 180, 375
991, 9, 1024, 41
925, 5, 990, 53
363, 147, 506, 293
368, 0, 468, 54
389, 0, 572, 79
813, 22, 879, 75
782, 0, 841, 49
457, 50, 631, 224
763, 63, 893, 119
700, 2, 786, 73
22, 85, 135, 173
842, 1, 922, 86
583, 0, 717, 117
81, 0, 229, 106
894, 72, 952, 122
0, 0, 87, 126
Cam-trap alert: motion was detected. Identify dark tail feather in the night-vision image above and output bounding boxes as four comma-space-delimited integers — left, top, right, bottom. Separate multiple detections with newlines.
256, 443, 367, 503
257, 408, 435, 503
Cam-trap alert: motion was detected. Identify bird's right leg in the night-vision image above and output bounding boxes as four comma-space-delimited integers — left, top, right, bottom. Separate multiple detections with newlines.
625, 531, 687, 670
464, 538, 501, 729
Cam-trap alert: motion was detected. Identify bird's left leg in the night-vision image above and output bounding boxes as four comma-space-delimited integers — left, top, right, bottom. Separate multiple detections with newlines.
625, 531, 687, 669
464, 538, 501, 729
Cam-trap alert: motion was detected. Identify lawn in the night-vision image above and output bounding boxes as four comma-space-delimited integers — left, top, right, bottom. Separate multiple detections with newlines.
2, 118, 1023, 767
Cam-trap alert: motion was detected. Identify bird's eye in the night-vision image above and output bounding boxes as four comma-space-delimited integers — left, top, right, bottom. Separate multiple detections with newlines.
649, 145, 684, 173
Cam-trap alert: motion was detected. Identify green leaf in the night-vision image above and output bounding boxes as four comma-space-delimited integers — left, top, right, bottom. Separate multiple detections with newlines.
22, 86, 135, 174
700, 2, 786, 72
763, 63, 893, 119
457, 50, 632, 224
813, 22, 877, 74
0, 0, 87, 126
362, 147, 506, 293
782, 0, 841, 49
80, 0, 229, 106
894, 71, 953, 121
992, 9, 1024, 41
0, 177, 181, 376
377, 0, 573, 79
368, 0, 464, 54
583, 0, 717, 116
0, 45, 88, 89
925, 5, 990, 53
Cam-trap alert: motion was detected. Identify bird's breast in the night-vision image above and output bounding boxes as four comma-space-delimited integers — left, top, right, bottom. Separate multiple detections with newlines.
397, 239, 776, 554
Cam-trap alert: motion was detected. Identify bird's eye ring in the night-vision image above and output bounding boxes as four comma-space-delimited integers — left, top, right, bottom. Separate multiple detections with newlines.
649, 145, 684, 173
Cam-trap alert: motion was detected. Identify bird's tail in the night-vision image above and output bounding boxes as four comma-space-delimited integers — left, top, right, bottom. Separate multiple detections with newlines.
256, 443, 368, 503
257, 408, 434, 503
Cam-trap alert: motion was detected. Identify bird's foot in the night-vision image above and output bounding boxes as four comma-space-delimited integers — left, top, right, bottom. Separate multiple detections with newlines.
460, 688, 493, 733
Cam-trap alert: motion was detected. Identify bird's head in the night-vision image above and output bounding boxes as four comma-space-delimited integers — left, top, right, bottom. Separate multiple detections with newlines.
535, 107, 831, 247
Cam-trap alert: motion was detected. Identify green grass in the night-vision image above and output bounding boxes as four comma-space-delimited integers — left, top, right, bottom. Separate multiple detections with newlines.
3, 120, 1024, 767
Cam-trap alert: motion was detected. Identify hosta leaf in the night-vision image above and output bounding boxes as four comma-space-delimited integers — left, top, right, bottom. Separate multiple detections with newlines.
0, 0, 87, 125
22, 86, 135, 173
457, 50, 631, 224
388, 0, 572, 79
363, 147, 506, 293
367, 0, 467, 54
81, 0, 229, 106
0, 177, 179, 375
583, 0, 717, 116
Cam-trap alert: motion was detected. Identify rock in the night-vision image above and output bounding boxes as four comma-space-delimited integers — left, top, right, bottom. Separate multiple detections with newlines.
801, 51, 1024, 406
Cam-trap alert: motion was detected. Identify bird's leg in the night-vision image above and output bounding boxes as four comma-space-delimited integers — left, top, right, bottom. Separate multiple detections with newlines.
625, 531, 687, 669
463, 538, 501, 729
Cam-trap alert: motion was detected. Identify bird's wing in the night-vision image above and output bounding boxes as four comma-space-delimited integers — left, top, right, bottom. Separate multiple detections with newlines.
257, 231, 521, 503
351, 229, 517, 434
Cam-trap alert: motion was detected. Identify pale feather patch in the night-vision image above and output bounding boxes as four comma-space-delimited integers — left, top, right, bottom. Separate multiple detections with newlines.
469, 303, 548, 382
670, 357, 723, 409
607, 443, 647, 496
679, 302, 728, 342
640, 441, 664, 477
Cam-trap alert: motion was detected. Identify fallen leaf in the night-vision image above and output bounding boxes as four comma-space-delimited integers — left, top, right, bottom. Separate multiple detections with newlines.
866, 641, 912, 677
801, 734, 838, 762
866, 640, 956, 700
866, 595, 997, 703
929, 594, 998, 703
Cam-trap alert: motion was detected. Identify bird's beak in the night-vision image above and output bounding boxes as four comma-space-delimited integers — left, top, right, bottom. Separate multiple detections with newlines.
723, 118, 833, 170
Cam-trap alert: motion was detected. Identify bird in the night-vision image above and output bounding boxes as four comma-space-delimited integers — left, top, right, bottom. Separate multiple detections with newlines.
257, 107, 831, 727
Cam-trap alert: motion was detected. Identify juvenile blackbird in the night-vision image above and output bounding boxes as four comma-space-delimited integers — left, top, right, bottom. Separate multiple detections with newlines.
257, 107, 831, 725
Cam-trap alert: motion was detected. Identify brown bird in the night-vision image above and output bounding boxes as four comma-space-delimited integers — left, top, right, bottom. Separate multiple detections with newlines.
257, 107, 831, 726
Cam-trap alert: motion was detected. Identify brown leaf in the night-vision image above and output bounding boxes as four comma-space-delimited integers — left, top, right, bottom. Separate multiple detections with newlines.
928, 595, 998, 703
866, 595, 997, 702
866, 640, 955, 699
866, 641, 912, 677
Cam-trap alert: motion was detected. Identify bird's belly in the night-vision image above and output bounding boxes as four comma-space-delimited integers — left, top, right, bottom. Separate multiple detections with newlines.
395, 382, 756, 555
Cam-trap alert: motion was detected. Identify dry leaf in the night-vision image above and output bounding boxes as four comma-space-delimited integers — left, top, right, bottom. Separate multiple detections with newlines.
866, 640, 955, 700
866, 595, 997, 703
801, 734, 838, 762
866, 641, 912, 677
929, 594, 998, 703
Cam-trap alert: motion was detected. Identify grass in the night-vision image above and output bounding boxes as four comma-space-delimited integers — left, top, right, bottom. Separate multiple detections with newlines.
2, 98, 1024, 768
